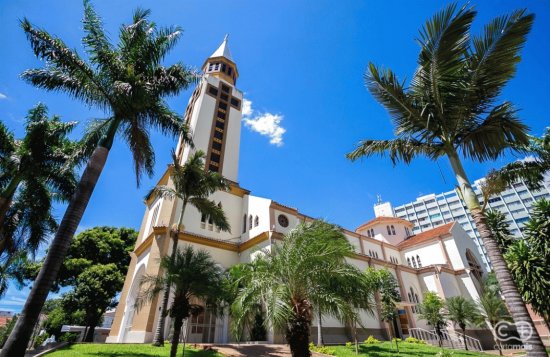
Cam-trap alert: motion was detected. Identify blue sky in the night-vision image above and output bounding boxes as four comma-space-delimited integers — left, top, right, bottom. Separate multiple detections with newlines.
0, 0, 548, 311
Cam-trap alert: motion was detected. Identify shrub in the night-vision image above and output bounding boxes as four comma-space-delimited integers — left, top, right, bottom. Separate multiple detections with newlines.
392, 337, 402, 343
405, 336, 426, 344
33, 333, 48, 348
364, 335, 380, 344
309, 342, 336, 355
345, 341, 353, 348
59, 332, 80, 343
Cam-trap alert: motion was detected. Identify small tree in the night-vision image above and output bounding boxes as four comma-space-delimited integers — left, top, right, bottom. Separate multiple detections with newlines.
476, 291, 510, 356
418, 292, 446, 347
137, 246, 224, 357
445, 296, 479, 350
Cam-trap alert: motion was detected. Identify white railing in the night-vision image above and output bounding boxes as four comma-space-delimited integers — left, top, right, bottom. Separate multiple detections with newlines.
409, 328, 483, 351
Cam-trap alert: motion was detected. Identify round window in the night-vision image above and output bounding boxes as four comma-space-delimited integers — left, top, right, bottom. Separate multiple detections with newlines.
277, 214, 289, 228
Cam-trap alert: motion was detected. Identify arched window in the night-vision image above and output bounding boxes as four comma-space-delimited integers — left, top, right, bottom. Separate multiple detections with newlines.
408, 292, 412, 302
391, 225, 396, 235
416, 255, 422, 267
242, 214, 247, 233
370, 229, 375, 237
254, 216, 259, 227
201, 214, 206, 229
367, 230, 371, 238
466, 249, 483, 281
249, 215, 253, 229
375, 252, 379, 259
407, 257, 411, 267
412, 257, 417, 268
387, 225, 391, 235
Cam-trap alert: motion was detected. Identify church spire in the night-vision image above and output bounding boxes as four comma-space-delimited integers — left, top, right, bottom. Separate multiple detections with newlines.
202, 35, 239, 85
209, 34, 233, 62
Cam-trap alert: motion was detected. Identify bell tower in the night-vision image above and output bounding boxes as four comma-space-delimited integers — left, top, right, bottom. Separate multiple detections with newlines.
175, 35, 243, 183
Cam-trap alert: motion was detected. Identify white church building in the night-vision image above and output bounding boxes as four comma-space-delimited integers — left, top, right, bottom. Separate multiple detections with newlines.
107, 37, 492, 348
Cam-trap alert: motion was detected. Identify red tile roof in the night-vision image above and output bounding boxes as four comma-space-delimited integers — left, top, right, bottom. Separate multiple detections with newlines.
397, 222, 455, 249
356, 216, 413, 232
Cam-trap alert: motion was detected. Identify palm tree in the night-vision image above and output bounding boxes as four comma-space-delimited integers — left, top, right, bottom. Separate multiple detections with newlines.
0, 3, 196, 355
231, 220, 368, 357
0, 104, 77, 256
147, 150, 230, 346
485, 210, 514, 254
486, 128, 550, 192
346, 4, 547, 355
418, 292, 446, 348
446, 296, 479, 350
364, 268, 400, 351
505, 199, 550, 328
476, 291, 511, 356
136, 246, 224, 357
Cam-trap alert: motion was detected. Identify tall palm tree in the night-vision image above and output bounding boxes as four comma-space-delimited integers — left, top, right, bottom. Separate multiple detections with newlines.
147, 150, 230, 346
346, 4, 547, 355
446, 296, 479, 350
0, 104, 77, 256
137, 246, 224, 357
231, 220, 368, 357
0, 3, 196, 355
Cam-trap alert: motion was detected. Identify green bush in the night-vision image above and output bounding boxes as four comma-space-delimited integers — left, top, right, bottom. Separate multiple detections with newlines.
308, 342, 336, 355
345, 341, 353, 348
33, 333, 49, 348
405, 336, 426, 344
363, 335, 380, 344
59, 332, 80, 343
392, 337, 402, 343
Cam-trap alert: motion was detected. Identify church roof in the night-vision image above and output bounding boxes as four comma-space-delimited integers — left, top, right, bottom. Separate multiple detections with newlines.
209, 34, 233, 62
397, 222, 455, 249
355, 216, 413, 232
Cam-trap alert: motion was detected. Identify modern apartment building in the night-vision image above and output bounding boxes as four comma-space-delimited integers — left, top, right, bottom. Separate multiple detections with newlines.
376, 172, 550, 269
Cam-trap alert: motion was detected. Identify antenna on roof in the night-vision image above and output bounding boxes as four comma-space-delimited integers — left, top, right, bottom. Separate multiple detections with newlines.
376, 194, 383, 205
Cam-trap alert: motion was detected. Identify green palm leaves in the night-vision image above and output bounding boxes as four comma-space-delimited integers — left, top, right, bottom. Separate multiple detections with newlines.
348, 3, 533, 164
0, 104, 77, 258
230, 221, 371, 356
20, 0, 196, 185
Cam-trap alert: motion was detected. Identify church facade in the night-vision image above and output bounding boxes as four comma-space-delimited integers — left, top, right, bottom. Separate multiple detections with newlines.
107, 38, 490, 346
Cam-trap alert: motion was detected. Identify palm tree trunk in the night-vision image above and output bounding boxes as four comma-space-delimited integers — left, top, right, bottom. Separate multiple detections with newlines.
447, 152, 548, 357
0, 146, 110, 357
170, 316, 184, 357
152, 203, 186, 346
461, 326, 468, 350
286, 312, 311, 357
316, 308, 323, 346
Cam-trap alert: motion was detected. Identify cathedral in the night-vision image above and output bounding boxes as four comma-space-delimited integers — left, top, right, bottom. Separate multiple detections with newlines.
107, 37, 491, 348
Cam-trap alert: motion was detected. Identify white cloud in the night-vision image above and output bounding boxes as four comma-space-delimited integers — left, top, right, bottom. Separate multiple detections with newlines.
0, 92, 7, 100
242, 99, 286, 147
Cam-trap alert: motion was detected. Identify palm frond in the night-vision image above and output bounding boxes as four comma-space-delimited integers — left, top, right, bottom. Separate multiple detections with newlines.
188, 197, 231, 233
469, 9, 534, 113
347, 138, 443, 165
121, 120, 155, 186
457, 102, 529, 161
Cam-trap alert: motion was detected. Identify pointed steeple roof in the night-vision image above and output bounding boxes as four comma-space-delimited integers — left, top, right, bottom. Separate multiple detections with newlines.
209, 34, 233, 62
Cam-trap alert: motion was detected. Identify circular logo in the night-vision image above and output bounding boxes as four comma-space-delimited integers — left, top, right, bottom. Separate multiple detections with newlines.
495, 321, 533, 342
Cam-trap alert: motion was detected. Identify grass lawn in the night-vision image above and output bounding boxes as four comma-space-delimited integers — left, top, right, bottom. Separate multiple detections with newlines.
47, 343, 223, 357
327, 342, 494, 357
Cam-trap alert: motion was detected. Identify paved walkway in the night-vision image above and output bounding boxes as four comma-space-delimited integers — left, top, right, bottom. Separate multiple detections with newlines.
212, 344, 292, 357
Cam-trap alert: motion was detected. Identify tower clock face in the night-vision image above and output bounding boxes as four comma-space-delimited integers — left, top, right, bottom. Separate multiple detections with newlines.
278, 214, 289, 228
